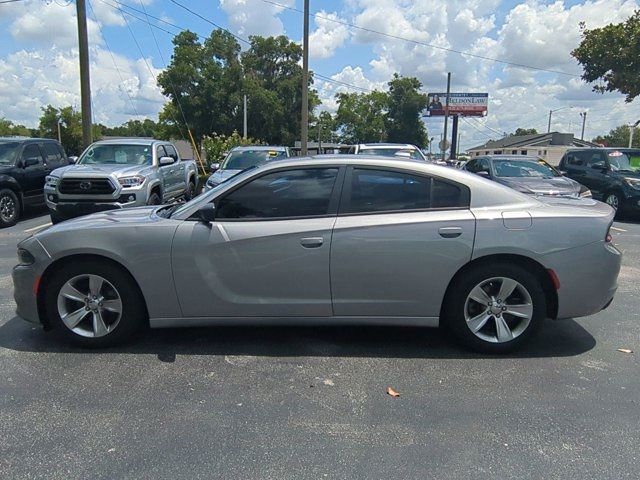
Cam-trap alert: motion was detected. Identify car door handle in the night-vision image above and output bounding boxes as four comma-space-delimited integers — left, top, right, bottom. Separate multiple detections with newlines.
438, 227, 463, 238
300, 237, 324, 248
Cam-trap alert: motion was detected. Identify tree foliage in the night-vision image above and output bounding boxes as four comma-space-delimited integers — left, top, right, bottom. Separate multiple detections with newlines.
100, 119, 165, 139
201, 131, 262, 163
593, 124, 640, 147
0, 118, 33, 137
386, 74, 428, 147
37, 105, 101, 155
511, 128, 539, 136
572, 11, 640, 102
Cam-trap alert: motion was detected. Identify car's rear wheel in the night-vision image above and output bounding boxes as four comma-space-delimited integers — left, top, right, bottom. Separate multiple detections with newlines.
0, 189, 20, 228
44, 260, 147, 347
185, 178, 197, 201
50, 211, 65, 224
443, 263, 546, 353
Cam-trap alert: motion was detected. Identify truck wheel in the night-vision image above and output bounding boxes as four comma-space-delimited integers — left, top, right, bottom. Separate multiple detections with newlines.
185, 178, 197, 200
147, 191, 162, 205
0, 189, 20, 228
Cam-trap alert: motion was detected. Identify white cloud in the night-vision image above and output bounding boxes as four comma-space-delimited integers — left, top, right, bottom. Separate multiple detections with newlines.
219, 0, 294, 37
315, 66, 386, 112
309, 11, 350, 59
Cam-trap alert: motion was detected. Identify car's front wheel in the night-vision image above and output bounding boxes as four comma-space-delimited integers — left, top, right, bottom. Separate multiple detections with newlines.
44, 260, 147, 347
443, 263, 546, 353
0, 188, 20, 228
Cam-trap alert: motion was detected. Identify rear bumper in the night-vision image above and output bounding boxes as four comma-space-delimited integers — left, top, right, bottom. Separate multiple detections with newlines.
544, 241, 621, 319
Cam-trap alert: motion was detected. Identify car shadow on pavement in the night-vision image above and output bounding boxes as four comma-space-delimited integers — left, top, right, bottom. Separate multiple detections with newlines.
0, 316, 596, 360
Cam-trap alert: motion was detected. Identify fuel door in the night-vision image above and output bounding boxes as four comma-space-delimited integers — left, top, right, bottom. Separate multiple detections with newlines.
502, 210, 532, 230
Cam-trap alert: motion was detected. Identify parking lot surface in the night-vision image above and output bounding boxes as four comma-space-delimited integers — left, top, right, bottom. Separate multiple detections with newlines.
1, 209, 639, 479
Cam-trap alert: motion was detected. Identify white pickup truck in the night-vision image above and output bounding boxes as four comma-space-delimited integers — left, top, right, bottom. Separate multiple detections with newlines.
44, 138, 197, 223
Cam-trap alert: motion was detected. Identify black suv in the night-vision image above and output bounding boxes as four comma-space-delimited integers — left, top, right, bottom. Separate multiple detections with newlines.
0, 137, 70, 227
559, 148, 640, 215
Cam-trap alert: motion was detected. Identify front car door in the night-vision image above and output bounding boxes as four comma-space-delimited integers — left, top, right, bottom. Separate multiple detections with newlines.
171, 166, 344, 317
19, 143, 46, 198
331, 167, 475, 317
582, 151, 610, 198
163, 144, 183, 194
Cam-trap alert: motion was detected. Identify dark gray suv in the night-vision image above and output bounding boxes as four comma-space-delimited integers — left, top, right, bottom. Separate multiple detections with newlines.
0, 137, 69, 227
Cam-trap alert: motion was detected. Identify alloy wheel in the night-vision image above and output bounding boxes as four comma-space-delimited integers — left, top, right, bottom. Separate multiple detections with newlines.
605, 194, 619, 210
464, 276, 533, 344
0, 194, 17, 223
56, 274, 123, 338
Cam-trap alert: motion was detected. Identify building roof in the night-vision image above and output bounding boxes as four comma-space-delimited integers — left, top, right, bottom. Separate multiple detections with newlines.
469, 132, 599, 151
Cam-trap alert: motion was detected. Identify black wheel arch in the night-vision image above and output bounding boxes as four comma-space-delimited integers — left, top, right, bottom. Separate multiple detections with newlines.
440, 253, 559, 321
37, 253, 149, 330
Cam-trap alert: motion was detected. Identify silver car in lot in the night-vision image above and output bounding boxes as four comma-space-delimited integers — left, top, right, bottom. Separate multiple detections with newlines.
13, 156, 621, 352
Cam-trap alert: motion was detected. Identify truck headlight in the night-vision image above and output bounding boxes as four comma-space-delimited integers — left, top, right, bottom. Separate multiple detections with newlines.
45, 176, 59, 188
118, 176, 145, 187
623, 177, 640, 190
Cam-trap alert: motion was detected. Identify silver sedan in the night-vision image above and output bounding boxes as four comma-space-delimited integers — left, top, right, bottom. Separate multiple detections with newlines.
13, 156, 621, 353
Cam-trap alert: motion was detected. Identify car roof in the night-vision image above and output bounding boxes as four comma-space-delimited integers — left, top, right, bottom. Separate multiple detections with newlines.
358, 143, 420, 149
477, 155, 541, 161
0, 137, 59, 143
91, 138, 163, 146
231, 145, 288, 152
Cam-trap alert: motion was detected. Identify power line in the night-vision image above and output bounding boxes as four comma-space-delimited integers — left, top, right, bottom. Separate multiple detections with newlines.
169, 0, 250, 45
460, 117, 494, 141
260, 0, 580, 77
314, 73, 377, 93
87, 0, 148, 135
0, 0, 26, 4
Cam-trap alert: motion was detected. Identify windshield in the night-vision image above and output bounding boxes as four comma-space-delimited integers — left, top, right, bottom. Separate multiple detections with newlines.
608, 151, 639, 172
78, 144, 153, 166
493, 158, 559, 178
0, 142, 19, 166
220, 149, 287, 170
359, 148, 425, 161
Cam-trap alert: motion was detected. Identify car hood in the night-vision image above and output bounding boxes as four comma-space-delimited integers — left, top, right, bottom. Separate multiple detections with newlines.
51, 163, 149, 178
497, 176, 581, 196
208, 169, 241, 184
38, 206, 164, 236
609, 169, 640, 179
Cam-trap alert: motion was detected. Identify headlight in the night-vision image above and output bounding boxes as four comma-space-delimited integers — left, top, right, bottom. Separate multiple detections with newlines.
118, 176, 145, 187
17, 248, 35, 265
45, 176, 59, 188
623, 177, 640, 190
579, 188, 592, 198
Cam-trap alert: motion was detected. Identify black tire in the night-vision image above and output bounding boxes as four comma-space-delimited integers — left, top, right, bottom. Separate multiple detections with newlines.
44, 260, 147, 348
442, 263, 546, 354
147, 191, 162, 205
50, 211, 65, 224
0, 188, 21, 228
184, 179, 197, 201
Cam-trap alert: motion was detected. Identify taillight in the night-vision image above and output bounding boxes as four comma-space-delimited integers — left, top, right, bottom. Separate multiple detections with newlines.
605, 223, 613, 243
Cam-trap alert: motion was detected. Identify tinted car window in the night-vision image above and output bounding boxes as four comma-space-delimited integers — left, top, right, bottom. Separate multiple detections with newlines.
585, 151, 605, 167
216, 168, 339, 219
432, 180, 465, 208
43, 142, 62, 165
344, 169, 430, 213
0, 142, 20, 165
164, 144, 179, 160
21, 144, 43, 165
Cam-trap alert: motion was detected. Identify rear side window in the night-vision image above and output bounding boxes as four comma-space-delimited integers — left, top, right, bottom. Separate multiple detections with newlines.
216, 168, 339, 219
342, 168, 469, 214
43, 142, 62, 165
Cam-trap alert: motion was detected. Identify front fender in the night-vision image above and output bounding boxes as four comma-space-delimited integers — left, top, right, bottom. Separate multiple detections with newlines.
0, 174, 22, 191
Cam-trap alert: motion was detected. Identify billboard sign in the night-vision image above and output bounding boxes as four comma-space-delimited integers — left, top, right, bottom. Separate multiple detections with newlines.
425, 93, 488, 117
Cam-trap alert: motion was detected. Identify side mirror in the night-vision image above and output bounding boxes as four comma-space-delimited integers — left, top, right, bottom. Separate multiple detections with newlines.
23, 157, 40, 168
590, 164, 607, 171
68, 156, 78, 164
210, 162, 220, 173
558, 170, 567, 176
476, 170, 490, 178
159, 156, 174, 166
197, 203, 216, 223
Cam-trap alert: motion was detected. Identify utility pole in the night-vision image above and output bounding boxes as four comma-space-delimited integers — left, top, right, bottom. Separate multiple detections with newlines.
300, 0, 310, 156
243, 94, 248, 139
580, 111, 587, 140
547, 110, 552, 133
629, 120, 640, 148
450, 115, 459, 160
317, 120, 321, 153
76, 0, 92, 149
442, 72, 451, 160
57, 119, 62, 143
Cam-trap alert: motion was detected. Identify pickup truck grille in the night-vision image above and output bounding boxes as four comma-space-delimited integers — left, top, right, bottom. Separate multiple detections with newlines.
59, 178, 115, 195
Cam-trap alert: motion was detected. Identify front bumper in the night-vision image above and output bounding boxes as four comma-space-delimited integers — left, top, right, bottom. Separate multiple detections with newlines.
621, 191, 640, 213
45, 184, 149, 219
12, 238, 51, 326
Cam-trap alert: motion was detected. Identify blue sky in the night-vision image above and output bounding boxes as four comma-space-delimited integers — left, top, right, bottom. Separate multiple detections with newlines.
0, 0, 638, 150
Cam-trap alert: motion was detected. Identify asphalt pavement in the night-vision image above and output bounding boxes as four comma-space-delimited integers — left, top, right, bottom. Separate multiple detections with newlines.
0, 208, 639, 479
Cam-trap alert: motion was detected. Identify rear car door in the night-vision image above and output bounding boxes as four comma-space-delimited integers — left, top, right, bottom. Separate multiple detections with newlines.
19, 143, 47, 198
172, 167, 343, 317
330, 167, 475, 317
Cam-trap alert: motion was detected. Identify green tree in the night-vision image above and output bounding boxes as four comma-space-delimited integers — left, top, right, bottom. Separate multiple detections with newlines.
334, 91, 388, 144
157, 30, 244, 146
100, 119, 164, 138
593, 124, 640, 147
572, 12, 640, 102
201, 131, 262, 163
0, 118, 31, 137
385, 74, 428, 147
511, 128, 539, 136
38, 105, 98, 155
241, 35, 319, 145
